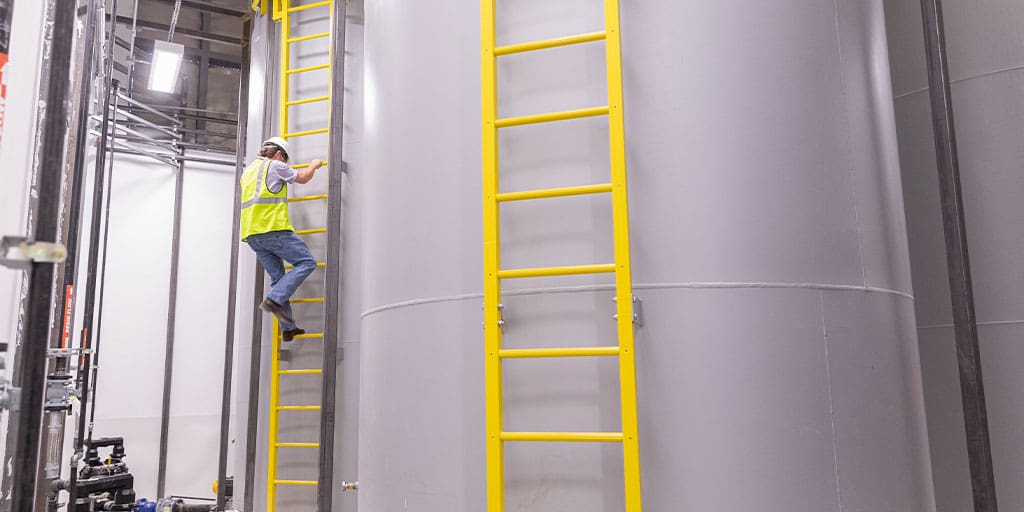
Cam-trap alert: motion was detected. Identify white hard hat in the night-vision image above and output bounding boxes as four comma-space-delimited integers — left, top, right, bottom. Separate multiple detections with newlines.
262, 136, 291, 159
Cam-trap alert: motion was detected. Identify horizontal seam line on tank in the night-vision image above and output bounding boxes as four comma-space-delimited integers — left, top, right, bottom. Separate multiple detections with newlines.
918, 319, 1024, 330
894, 63, 1024, 99
360, 281, 913, 318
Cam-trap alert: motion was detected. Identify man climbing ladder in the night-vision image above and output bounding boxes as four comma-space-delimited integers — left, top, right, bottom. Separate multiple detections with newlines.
240, 136, 326, 341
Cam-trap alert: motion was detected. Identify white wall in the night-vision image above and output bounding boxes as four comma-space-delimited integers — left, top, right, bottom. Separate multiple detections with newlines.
0, 0, 46, 471
87, 152, 235, 501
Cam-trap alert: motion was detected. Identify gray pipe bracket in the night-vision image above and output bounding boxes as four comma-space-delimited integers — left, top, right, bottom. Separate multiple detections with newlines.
0, 236, 68, 270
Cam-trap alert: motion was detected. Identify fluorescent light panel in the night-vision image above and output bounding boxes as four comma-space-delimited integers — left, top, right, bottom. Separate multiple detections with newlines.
148, 40, 184, 93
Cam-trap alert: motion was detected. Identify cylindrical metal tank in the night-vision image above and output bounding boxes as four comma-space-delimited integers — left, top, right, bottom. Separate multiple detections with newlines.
359, 1, 935, 510
884, 1, 1024, 510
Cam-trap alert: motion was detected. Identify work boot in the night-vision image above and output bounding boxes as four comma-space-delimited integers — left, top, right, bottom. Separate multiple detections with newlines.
260, 298, 294, 325
282, 328, 306, 342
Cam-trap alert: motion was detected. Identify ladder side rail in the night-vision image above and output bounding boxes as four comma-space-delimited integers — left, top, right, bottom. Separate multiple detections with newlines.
602, 0, 643, 509
481, 1, 505, 511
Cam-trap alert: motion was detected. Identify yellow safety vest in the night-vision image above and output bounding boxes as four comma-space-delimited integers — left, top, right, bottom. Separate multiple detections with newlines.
240, 158, 294, 241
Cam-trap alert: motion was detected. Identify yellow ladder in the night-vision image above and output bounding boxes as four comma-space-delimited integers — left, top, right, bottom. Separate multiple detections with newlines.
264, 0, 336, 510
481, 1, 643, 510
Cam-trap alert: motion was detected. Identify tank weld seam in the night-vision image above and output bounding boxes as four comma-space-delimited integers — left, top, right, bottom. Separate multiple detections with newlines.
918, 319, 1024, 330
895, 64, 1024, 99
829, 0, 866, 291
360, 281, 912, 318
820, 290, 845, 512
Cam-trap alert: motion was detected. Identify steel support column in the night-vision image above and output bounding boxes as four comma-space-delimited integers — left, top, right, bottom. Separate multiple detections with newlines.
216, 16, 252, 512
156, 129, 186, 499
318, 0, 348, 508
918, 1, 998, 510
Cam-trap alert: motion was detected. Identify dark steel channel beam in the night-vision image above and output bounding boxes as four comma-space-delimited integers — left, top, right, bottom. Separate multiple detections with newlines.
217, 17, 252, 512
157, 128, 186, 499
118, 35, 243, 68
115, 14, 242, 46
8, 1, 76, 510
918, 1, 999, 511
114, 122, 235, 139
319, 0, 348, 509
244, 14, 276, 511
147, 0, 247, 18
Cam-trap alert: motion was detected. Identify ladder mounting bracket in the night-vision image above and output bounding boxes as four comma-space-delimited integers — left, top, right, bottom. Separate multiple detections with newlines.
612, 295, 643, 327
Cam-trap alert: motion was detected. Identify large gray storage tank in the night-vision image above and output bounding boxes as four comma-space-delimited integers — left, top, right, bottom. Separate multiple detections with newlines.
359, 1, 936, 510
884, 0, 1024, 510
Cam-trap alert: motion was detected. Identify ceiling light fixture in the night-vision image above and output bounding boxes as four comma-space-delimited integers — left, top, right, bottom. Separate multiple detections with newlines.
148, 40, 184, 93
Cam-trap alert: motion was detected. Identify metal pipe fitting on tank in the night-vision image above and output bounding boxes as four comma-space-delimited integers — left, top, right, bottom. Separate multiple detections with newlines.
46, 478, 67, 512
43, 411, 66, 479
341, 481, 358, 492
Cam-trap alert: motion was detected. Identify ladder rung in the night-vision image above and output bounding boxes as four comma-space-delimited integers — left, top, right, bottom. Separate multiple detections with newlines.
275, 442, 320, 448
274, 480, 318, 486
286, 96, 330, 106
499, 346, 620, 359
495, 106, 608, 128
284, 262, 326, 270
287, 0, 329, 13
277, 405, 321, 411
287, 194, 328, 203
495, 31, 607, 56
286, 63, 330, 75
285, 127, 329, 138
290, 297, 325, 304
496, 183, 612, 202
277, 369, 323, 375
501, 431, 624, 443
294, 228, 327, 235
293, 332, 324, 340
286, 32, 329, 44
291, 160, 329, 169
497, 263, 615, 279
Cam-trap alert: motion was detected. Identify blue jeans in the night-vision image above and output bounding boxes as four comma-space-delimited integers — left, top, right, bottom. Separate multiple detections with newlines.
246, 230, 317, 331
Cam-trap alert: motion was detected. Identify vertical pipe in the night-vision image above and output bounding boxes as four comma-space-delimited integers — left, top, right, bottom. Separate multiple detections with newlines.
917, 1, 998, 510
84, 0, 119, 444
67, 38, 118, 505
216, 16, 252, 512
35, 0, 117, 502
127, 0, 139, 95
57, 0, 101, 360
156, 131, 186, 499
9, 1, 76, 510
87, 85, 120, 435
318, 0, 346, 508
